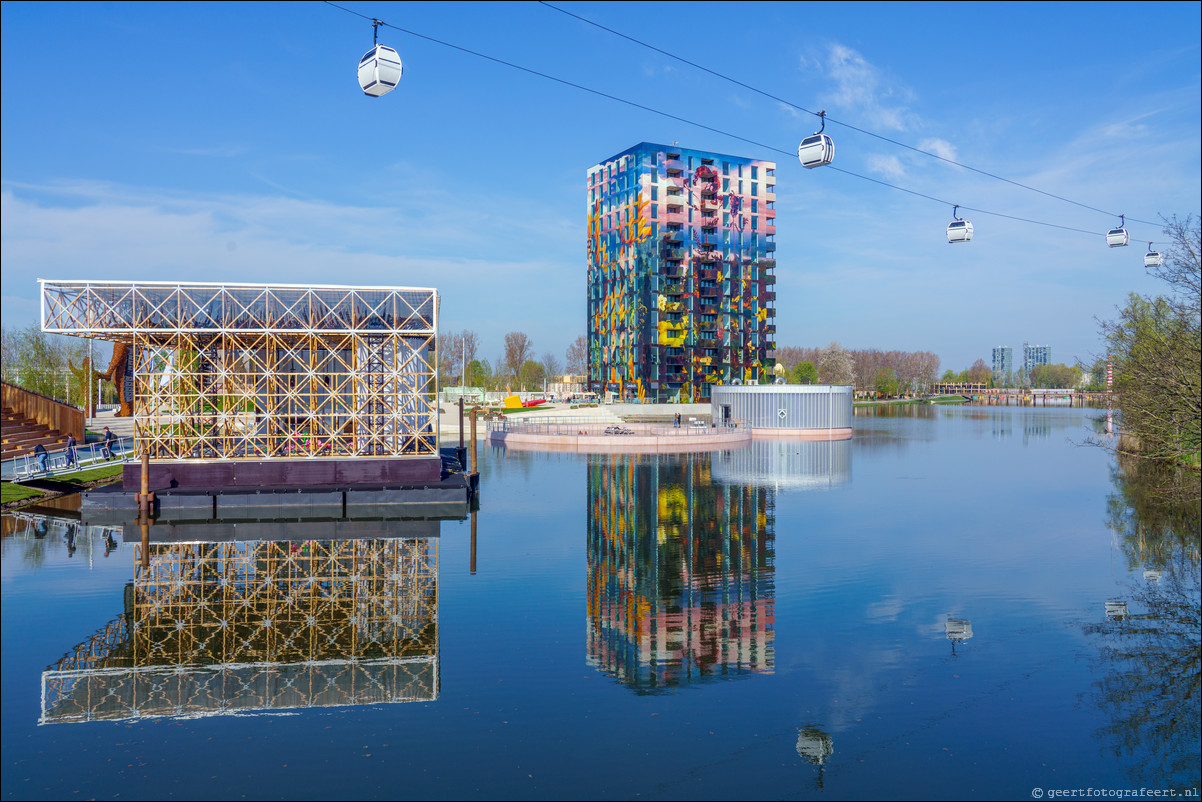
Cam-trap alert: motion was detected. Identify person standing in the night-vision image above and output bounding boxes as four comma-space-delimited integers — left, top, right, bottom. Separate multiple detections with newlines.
65, 433, 78, 469
33, 443, 49, 473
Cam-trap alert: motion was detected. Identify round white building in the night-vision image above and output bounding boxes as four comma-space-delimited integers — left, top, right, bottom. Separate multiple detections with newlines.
710, 384, 853, 439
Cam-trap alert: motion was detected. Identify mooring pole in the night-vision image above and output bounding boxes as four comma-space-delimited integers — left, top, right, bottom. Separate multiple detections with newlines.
469, 408, 478, 475
470, 508, 477, 575
138, 451, 149, 514
139, 517, 150, 570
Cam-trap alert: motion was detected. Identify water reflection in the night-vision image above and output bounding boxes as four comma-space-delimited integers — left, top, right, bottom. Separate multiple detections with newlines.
32, 528, 438, 725
3, 511, 122, 566
1086, 456, 1201, 789
586, 453, 774, 693
711, 439, 851, 491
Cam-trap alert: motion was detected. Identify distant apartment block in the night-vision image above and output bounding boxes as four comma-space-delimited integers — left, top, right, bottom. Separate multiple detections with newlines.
587, 142, 778, 403
992, 346, 1013, 382
1023, 343, 1051, 373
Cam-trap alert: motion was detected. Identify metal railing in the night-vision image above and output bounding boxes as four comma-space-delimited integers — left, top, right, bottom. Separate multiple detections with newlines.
2, 436, 136, 483
488, 416, 748, 437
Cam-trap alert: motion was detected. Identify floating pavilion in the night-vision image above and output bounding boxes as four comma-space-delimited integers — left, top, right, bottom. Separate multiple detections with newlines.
40, 280, 466, 510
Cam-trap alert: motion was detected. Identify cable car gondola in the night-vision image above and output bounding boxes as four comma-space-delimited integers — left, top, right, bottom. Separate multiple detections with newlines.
1106, 215, 1129, 248
357, 20, 402, 98
797, 110, 835, 169
1144, 242, 1163, 268
946, 205, 973, 243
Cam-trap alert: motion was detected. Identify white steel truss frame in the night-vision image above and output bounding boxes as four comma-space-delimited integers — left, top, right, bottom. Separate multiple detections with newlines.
39, 281, 439, 460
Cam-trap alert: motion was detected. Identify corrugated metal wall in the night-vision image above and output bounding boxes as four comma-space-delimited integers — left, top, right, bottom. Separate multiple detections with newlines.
711, 385, 853, 430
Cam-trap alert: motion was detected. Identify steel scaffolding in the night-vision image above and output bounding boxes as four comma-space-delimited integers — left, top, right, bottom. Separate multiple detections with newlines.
40, 280, 439, 461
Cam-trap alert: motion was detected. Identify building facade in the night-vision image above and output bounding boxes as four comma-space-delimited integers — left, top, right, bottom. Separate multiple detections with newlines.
1023, 342, 1051, 373
587, 143, 778, 403
991, 346, 1013, 384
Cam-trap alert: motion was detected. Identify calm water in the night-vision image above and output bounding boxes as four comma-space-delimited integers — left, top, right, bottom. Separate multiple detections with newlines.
2, 406, 1198, 800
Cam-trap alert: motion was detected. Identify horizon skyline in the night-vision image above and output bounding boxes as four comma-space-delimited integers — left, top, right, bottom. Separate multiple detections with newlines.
3, 1, 1199, 374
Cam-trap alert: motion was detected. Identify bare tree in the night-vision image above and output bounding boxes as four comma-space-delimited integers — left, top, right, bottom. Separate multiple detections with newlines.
967, 358, 992, 385
540, 351, 563, 381
504, 332, 533, 388
460, 330, 480, 374
565, 335, 587, 376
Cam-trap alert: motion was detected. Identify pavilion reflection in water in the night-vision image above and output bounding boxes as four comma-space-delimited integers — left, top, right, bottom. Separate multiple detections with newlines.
587, 453, 775, 693
39, 534, 438, 724
711, 439, 851, 491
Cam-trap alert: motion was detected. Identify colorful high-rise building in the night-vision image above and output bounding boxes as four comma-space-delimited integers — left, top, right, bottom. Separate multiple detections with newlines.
587, 143, 778, 403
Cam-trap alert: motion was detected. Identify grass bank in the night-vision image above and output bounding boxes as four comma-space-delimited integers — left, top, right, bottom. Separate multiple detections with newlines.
1, 463, 124, 510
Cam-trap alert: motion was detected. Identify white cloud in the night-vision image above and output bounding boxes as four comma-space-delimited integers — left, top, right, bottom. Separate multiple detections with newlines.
0, 181, 584, 355
865, 153, 906, 180
917, 137, 959, 164
821, 43, 917, 132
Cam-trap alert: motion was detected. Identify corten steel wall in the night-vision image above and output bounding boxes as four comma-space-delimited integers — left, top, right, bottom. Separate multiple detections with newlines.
1, 381, 84, 440
710, 385, 853, 432
587, 143, 778, 404
39, 281, 439, 465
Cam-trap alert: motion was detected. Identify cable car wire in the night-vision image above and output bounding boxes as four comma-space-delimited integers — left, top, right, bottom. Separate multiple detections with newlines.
537, 0, 1166, 229
324, 1, 1166, 243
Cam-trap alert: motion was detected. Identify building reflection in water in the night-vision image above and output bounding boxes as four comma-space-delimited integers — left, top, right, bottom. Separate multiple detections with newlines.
711, 439, 851, 492
586, 452, 774, 693
38, 532, 438, 724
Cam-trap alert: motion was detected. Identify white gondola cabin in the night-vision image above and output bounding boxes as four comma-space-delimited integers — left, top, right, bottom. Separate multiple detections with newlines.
947, 206, 973, 243
358, 44, 402, 97
947, 219, 974, 243
797, 133, 835, 169
1144, 243, 1163, 268
797, 110, 835, 169
1106, 216, 1128, 247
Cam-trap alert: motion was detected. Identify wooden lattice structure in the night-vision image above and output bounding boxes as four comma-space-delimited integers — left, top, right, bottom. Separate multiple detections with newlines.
40, 280, 439, 461
40, 537, 438, 723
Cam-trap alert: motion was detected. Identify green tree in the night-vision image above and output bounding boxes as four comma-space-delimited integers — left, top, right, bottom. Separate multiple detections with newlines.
875, 367, 899, 397
519, 359, 546, 392
1100, 214, 1201, 494
791, 360, 818, 384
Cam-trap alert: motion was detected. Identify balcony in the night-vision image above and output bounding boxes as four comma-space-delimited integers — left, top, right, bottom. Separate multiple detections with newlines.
700, 199, 720, 212
764, 274, 776, 285
661, 230, 683, 244
699, 304, 718, 316
699, 286, 719, 298
697, 268, 718, 281
701, 215, 719, 227
760, 258, 776, 270
765, 242, 776, 252
764, 291, 776, 302
662, 211, 685, 225
661, 248, 686, 261
663, 283, 685, 295
695, 250, 722, 263
763, 191, 776, 203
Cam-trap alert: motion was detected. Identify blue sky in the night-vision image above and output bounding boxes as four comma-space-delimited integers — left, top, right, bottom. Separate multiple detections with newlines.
2, 1, 1199, 372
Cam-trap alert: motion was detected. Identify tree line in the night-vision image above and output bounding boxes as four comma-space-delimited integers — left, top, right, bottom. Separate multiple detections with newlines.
775, 343, 941, 395
437, 331, 588, 392
1100, 213, 1200, 500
